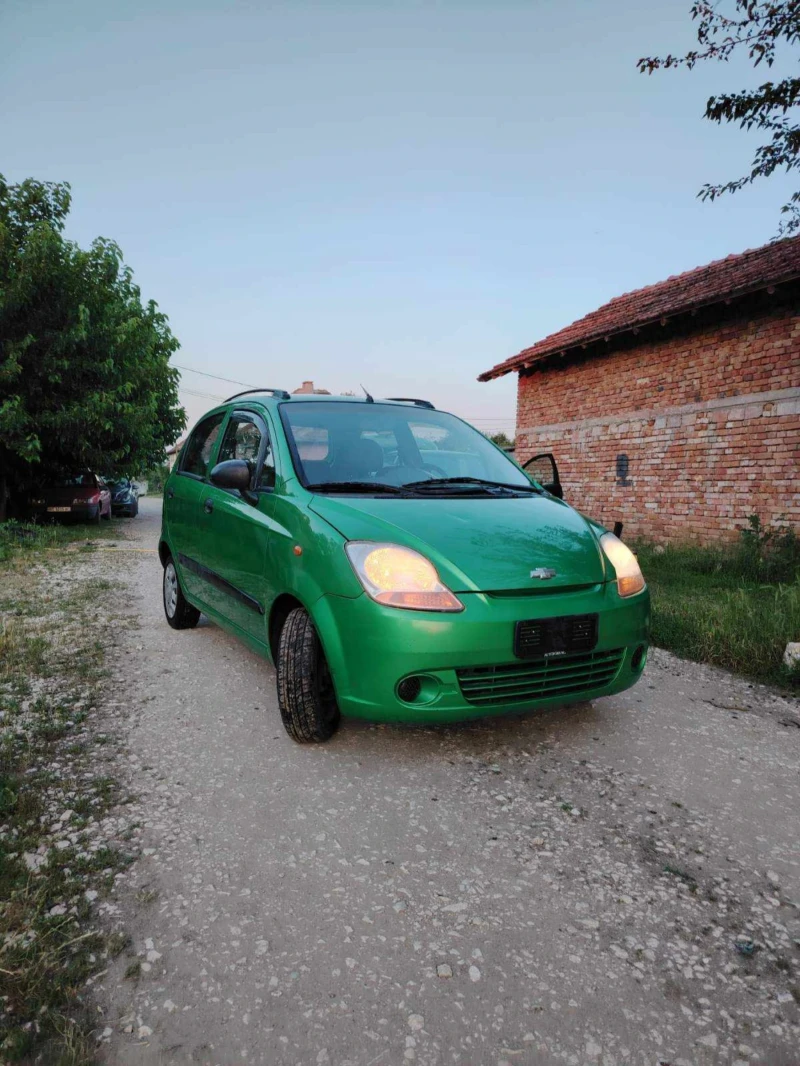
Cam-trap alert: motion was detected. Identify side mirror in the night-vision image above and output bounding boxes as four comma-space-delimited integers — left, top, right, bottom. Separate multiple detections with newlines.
210, 459, 252, 492
523, 452, 563, 499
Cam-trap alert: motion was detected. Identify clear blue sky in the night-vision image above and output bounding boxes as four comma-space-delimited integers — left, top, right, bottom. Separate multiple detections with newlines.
2, 0, 795, 435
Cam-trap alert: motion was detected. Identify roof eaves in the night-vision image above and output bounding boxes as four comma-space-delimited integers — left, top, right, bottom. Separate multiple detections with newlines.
477, 269, 800, 382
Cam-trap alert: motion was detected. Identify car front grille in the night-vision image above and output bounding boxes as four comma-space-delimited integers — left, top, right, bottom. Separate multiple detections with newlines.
456, 648, 625, 707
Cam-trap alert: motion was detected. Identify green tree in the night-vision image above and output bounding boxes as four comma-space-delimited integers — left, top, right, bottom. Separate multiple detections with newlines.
0, 175, 185, 517
638, 1, 800, 235
487, 430, 515, 449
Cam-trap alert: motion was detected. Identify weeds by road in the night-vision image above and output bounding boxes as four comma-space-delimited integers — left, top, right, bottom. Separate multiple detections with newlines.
0, 521, 136, 1064
636, 516, 800, 687
0, 519, 121, 565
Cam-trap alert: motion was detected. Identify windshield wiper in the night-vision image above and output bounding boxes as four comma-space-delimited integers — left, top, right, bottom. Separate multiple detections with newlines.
403, 477, 543, 494
305, 480, 409, 495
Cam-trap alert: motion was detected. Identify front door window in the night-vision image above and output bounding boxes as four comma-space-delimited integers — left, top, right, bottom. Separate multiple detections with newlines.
216, 414, 275, 490
180, 413, 225, 479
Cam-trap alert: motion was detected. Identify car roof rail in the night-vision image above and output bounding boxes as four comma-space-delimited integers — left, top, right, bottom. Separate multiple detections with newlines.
385, 397, 436, 410
224, 388, 292, 402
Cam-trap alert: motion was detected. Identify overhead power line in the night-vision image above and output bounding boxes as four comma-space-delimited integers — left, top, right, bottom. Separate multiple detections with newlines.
173, 363, 259, 389
179, 386, 225, 401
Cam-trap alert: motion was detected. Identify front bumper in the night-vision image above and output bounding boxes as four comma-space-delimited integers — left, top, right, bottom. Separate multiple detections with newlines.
314, 583, 650, 723
30, 503, 100, 522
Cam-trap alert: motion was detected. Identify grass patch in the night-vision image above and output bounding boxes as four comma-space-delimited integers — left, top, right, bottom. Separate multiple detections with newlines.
0, 518, 121, 567
635, 516, 800, 688
0, 523, 131, 1064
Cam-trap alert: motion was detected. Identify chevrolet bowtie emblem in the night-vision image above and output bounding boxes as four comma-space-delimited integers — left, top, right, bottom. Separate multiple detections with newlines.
530, 567, 557, 580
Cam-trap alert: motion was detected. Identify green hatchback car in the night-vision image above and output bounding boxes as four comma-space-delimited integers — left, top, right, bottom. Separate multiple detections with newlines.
159, 390, 649, 743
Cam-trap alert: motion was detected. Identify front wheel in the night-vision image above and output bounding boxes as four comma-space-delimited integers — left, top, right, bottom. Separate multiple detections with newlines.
163, 556, 200, 630
277, 607, 340, 743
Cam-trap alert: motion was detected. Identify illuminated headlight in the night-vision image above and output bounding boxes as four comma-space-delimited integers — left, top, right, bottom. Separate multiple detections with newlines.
600, 533, 646, 597
345, 542, 463, 612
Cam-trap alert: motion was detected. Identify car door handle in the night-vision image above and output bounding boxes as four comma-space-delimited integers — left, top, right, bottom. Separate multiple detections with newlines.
204, 498, 214, 514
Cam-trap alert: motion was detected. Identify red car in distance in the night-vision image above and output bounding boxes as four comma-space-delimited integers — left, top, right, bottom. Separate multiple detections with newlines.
29, 473, 112, 524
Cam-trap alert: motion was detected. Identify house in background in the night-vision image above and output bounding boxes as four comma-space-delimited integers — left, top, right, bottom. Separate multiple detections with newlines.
480, 236, 800, 542
165, 435, 188, 470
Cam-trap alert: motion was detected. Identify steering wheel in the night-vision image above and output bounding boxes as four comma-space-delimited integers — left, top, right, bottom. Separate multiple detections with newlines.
419, 462, 448, 479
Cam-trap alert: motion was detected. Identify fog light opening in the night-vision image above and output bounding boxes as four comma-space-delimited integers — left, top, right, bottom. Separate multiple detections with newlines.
397, 676, 422, 703
396, 674, 441, 705
631, 645, 647, 672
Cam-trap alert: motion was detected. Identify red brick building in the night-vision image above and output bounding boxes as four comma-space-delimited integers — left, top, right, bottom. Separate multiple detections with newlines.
479, 237, 800, 542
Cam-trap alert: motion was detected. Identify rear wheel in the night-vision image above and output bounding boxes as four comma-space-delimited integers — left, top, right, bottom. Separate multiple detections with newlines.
277, 607, 340, 743
163, 556, 200, 630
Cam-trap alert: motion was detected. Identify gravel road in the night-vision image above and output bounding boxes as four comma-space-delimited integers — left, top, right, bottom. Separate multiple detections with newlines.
97, 497, 800, 1066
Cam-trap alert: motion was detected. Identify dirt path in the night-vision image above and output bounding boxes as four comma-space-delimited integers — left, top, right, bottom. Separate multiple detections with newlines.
96, 497, 800, 1066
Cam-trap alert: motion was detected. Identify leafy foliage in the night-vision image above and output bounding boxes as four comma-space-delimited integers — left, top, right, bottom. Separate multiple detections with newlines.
487, 430, 515, 449
0, 175, 184, 513
142, 460, 171, 495
638, 1, 800, 234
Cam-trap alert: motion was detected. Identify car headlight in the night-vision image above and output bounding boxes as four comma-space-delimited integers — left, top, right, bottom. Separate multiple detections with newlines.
72, 497, 87, 505
600, 532, 646, 597
345, 542, 464, 612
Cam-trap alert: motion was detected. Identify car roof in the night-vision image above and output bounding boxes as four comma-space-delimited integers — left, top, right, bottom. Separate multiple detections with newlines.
224, 392, 435, 411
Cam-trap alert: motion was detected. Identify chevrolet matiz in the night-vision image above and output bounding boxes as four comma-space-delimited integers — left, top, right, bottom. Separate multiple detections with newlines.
159, 390, 649, 743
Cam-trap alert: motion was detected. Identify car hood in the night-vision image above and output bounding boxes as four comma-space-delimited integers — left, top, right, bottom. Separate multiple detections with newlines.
309, 494, 607, 593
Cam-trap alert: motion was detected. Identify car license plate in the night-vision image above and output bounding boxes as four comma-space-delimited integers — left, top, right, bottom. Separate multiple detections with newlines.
514, 614, 598, 659
47, 506, 72, 512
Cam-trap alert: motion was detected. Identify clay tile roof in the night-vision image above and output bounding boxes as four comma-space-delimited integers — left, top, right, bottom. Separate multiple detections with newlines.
478, 234, 800, 381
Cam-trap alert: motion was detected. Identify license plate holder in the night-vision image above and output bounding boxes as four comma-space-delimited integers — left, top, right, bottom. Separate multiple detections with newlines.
514, 613, 599, 659
47, 506, 72, 512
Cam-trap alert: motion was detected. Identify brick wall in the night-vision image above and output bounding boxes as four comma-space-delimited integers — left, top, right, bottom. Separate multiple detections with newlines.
514, 292, 800, 542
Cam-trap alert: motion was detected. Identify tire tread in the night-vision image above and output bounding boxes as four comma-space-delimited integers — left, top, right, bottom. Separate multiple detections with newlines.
277, 607, 340, 743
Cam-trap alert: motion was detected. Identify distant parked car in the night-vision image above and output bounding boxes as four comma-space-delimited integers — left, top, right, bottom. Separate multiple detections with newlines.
108, 477, 139, 517
29, 473, 112, 524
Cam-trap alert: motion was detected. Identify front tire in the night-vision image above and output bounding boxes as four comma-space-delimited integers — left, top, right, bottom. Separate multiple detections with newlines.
277, 607, 340, 743
163, 556, 200, 630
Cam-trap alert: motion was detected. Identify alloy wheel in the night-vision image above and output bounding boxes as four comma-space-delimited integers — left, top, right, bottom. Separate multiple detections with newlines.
164, 562, 179, 619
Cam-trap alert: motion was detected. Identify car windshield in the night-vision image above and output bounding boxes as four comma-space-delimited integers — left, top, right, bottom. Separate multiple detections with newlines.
59, 474, 96, 487
280, 402, 532, 493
